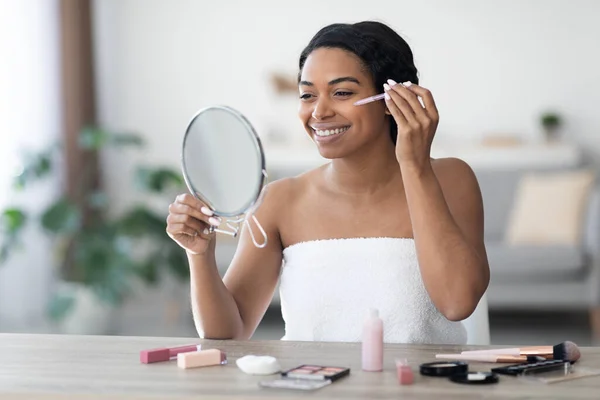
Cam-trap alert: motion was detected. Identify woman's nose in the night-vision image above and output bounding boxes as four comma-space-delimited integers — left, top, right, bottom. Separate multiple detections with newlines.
311, 98, 335, 120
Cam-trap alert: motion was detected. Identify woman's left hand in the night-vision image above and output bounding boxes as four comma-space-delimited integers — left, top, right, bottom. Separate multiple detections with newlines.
384, 79, 439, 172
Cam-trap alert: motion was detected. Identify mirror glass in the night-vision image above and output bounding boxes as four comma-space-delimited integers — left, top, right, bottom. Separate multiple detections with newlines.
181, 105, 268, 247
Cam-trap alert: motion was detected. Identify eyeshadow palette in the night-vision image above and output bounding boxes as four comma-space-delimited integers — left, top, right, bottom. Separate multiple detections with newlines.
259, 364, 350, 391
282, 365, 350, 381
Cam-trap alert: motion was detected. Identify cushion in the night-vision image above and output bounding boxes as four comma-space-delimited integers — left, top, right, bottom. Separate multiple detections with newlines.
505, 169, 596, 246
486, 243, 585, 282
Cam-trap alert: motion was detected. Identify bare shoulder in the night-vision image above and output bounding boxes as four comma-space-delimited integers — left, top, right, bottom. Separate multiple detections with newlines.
256, 167, 319, 220
430, 157, 482, 205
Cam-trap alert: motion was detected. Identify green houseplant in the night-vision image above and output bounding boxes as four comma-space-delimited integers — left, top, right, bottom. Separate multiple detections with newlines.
0, 127, 188, 333
540, 112, 563, 142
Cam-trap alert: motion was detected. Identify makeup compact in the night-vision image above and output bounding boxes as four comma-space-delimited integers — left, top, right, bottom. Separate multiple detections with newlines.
419, 361, 468, 377
259, 364, 350, 391
420, 361, 499, 385
450, 372, 499, 385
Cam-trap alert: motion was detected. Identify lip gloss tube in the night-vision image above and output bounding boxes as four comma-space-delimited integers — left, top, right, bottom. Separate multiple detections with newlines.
140, 344, 202, 364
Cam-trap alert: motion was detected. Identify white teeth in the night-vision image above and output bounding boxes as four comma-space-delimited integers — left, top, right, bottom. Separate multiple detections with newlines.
314, 126, 349, 137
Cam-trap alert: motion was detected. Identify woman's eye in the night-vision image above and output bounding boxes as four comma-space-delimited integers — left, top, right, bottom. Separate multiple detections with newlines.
299, 93, 314, 100
335, 91, 353, 97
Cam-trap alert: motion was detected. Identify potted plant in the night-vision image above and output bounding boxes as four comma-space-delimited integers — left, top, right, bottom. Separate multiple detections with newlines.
540, 112, 563, 142
0, 126, 188, 334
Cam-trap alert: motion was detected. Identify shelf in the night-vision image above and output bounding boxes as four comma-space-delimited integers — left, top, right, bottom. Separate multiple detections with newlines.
263, 142, 582, 172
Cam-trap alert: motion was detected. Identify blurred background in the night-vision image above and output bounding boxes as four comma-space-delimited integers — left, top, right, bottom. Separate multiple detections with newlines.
1, 0, 599, 345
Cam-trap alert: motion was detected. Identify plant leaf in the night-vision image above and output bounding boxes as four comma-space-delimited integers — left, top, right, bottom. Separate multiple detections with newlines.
110, 133, 144, 147
13, 149, 54, 190
79, 126, 144, 150
79, 126, 108, 150
1, 208, 27, 233
164, 243, 190, 281
118, 207, 167, 237
135, 258, 159, 285
87, 191, 109, 210
134, 167, 184, 193
47, 292, 75, 321
41, 199, 81, 234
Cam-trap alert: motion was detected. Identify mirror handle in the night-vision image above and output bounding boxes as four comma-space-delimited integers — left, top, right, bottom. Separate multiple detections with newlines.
244, 214, 268, 248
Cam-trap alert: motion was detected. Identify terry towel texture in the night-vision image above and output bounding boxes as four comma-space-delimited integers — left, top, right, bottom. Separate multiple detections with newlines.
279, 237, 467, 344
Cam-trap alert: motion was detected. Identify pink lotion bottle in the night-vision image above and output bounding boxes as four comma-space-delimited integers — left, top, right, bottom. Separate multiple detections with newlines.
362, 308, 384, 372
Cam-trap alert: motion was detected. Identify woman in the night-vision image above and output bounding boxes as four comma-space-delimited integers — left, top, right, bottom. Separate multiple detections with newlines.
166, 21, 490, 344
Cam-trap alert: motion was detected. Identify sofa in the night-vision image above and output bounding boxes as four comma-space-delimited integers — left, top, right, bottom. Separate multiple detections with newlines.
474, 167, 600, 338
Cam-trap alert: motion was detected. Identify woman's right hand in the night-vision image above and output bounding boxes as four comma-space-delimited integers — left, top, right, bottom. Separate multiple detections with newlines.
166, 194, 221, 255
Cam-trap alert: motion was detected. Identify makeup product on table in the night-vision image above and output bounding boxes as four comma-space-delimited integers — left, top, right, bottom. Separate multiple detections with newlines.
362, 308, 383, 372
461, 341, 581, 362
177, 348, 227, 369
396, 359, 414, 385
259, 365, 350, 391
140, 344, 202, 364
449, 372, 499, 385
491, 359, 571, 376
435, 353, 535, 363
236, 355, 281, 375
519, 366, 600, 384
419, 361, 468, 377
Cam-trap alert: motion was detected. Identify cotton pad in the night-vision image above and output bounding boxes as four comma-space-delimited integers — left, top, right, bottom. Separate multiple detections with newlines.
236, 355, 281, 375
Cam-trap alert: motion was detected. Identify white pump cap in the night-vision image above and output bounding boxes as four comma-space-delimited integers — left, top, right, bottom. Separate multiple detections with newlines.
370, 308, 379, 318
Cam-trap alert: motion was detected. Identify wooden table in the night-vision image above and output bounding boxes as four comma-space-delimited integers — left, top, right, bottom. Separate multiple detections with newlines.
1, 334, 600, 399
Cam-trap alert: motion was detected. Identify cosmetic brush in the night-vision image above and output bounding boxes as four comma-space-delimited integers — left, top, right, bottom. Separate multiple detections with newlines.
435, 353, 541, 363
461, 341, 581, 362
353, 93, 387, 106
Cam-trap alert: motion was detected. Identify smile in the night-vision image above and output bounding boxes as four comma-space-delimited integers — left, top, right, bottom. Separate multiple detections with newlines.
312, 126, 350, 137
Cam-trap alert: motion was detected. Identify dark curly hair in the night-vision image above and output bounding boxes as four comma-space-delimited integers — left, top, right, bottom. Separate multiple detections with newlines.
299, 21, 419, 144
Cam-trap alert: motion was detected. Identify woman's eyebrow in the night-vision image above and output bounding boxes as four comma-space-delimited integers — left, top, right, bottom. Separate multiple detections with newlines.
299, 76, 361, 86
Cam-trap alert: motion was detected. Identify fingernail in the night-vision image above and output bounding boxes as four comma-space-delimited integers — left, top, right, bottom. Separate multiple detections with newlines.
387, 79, 398, 86
384, 92, 391, 100
403, 81, 412, 87
383, 83, 391, 91
201, 206, 214, 216
203, 228, 209, 235
208, 217, 220, 226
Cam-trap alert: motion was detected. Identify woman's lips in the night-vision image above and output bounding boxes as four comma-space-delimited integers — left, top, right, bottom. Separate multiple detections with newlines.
311, 126, 351, 144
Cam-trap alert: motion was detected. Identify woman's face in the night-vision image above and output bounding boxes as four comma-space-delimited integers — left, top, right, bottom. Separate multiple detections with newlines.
298, 47, 389, 159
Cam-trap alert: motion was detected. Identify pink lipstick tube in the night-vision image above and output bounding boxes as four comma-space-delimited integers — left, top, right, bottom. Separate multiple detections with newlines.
140, 344, 202, 364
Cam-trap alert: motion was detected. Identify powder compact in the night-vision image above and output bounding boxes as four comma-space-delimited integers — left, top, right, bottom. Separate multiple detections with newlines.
420, 361, 499, 385
449, 371, 499, 385
259, 364, 350, 391
419, 361, 469, 377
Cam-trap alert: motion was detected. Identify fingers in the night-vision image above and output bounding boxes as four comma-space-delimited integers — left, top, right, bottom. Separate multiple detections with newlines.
384, 83, 413, 127
403, 83, 439, 121
167, 213, 207, 234
170, 194, 221, 226
166, 223, 212, 241
166, 223, 202, 237
387, 79, 428, 125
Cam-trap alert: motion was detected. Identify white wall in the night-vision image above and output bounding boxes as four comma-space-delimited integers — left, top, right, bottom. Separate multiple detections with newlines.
0, 0, 61, 329
92, 0, 600, 210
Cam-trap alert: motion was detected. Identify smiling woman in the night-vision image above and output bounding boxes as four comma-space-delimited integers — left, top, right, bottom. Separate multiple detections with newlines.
167, 21, 490, 345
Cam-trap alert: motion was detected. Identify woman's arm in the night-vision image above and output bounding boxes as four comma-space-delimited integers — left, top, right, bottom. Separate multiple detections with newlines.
187, 180, 287, 339
401, 158, 489, 321
383, 80, 489, 321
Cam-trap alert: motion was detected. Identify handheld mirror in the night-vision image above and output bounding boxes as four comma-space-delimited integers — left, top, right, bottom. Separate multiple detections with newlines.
181, 105, 268, 248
